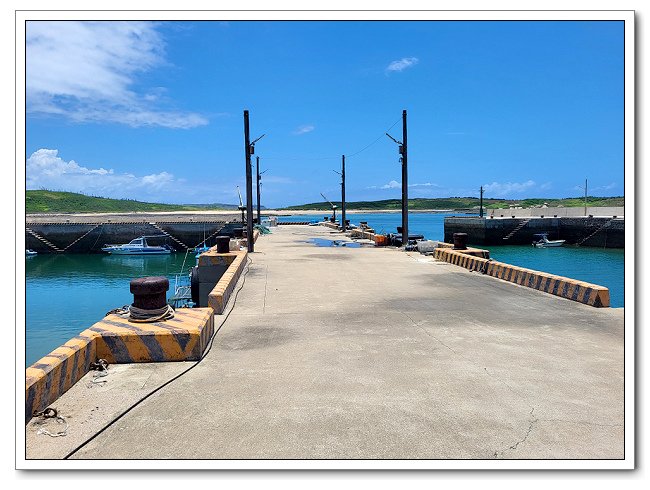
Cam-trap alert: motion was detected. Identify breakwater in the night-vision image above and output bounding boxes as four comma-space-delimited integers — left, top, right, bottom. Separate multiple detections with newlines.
25, 215, 245, 253
444, 216, 624, 248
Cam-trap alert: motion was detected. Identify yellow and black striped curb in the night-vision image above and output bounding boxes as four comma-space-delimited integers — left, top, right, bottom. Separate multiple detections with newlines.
208, 250, 248, 314
433, 247, 610, 307
25, 308, 213, 423
88, 307, 214, 363
435, 242, 490, 258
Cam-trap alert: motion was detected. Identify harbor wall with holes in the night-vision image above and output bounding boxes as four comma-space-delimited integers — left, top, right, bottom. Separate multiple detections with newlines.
433, 247, 610, 307
443, 216, 624, 247
24, 221, 243, 254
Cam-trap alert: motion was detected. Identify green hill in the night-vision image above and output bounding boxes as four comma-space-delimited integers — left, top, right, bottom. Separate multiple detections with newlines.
25, 190, 624, 214
282, 196, 624, 211
25, 190, 231, 213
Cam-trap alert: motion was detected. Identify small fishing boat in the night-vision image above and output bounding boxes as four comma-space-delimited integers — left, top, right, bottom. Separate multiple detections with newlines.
26, 249, 38, 256
101, 236, 174, 255
532, 233, 565, 248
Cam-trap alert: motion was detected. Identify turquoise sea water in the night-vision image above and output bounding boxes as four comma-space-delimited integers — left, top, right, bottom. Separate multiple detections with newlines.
24, 213, 624, 366
280, 212, 625, 309
25, 252, 195, 367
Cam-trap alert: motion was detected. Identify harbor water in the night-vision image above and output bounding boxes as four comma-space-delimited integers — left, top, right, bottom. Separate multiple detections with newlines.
281, 212, 625, 308
25, 213, 624, 366
25, 252, 196, 367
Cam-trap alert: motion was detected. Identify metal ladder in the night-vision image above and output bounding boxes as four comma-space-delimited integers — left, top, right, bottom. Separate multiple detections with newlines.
26, 227, 63, 252
577, 218, 614, 246
149, 222, 190, 250
502, 218, 531, 240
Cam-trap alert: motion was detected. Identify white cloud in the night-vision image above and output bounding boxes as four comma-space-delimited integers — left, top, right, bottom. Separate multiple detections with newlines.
381, 180, 401, 189
386, 57, 419, 73
293, 125, 315, 135
409, 182, 438, 188
26, 21, 208, 129
593, 182, 617, 191
368, 180, 437, 190
483, 180, 536, 197
26, 148, 177, 198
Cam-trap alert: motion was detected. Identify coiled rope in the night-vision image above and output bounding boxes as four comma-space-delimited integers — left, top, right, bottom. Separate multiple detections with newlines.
106, 304, 175, 323
33, 408, 68, 437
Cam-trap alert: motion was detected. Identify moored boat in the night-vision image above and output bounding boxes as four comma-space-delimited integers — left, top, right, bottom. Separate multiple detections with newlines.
101, 236, 174, 255
26, 249, 37, 256
532, 233, 565, 248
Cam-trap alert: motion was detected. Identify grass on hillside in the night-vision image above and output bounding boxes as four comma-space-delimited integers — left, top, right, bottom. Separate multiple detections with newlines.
26, 190, 228, 213
283, 196, 624, 211
26, 190, 624, 213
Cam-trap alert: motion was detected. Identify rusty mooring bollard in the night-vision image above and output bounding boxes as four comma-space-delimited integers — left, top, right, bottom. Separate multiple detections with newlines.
130, 276, 169, 310
216, 236, 230, 253
453, 233, 468, 250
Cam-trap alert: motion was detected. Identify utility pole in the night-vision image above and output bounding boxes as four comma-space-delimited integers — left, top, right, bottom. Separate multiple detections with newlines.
385, 109, 409, 247
584, 178, 588, 216
401, 109, 408, 245
243, 111, 265, 252
256, 156, 261, 226
479, 185, 484, 218
243, 110, 254, 252
341, 155, 346, 232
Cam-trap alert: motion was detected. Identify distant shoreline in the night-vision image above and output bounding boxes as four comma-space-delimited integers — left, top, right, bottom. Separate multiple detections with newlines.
267, 209, 459, 215
25, 208, 461, 218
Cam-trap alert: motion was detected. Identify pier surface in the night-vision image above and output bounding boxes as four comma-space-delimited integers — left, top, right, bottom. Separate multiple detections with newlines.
26, 225, 624, 460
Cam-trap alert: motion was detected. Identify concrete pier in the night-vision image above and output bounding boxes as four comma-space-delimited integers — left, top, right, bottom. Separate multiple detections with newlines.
25, 225, 624, 461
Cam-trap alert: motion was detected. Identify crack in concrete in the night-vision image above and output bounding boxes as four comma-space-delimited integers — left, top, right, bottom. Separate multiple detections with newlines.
401, 311, 525, 400
537, 418, 623, 428
493, 407, 538, 458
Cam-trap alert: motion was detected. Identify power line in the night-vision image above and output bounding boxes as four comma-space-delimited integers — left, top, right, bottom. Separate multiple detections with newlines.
345, 117, 402, 158
256, 116, 403, 162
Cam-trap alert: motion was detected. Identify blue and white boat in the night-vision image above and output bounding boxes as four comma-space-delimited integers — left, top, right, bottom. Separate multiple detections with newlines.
532, 233, 566, 248
101, 236, 174, 255
26, 249, 38, 256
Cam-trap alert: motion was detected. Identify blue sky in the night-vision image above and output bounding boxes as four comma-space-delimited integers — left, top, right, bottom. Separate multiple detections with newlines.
25, 20, 624, 208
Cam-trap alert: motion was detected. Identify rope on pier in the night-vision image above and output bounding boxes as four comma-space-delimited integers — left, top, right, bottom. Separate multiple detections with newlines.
63, 255, 253, 460
107, 304, 175, 323
32, 408, 68, 437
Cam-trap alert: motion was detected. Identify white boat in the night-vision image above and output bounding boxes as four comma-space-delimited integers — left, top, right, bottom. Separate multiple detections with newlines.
532, 233, 565, 248
101, 236, 174, 255
26, 249, 37, 256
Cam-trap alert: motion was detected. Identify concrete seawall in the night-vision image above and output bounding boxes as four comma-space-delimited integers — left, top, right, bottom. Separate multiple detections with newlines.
25, 219, 244, 254
444, 216, 624, 247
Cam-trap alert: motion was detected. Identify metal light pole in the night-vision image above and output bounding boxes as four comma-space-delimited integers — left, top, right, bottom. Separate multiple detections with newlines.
584, 178, 588, 217
243, 111, 265, 252
401, 110, 408, 245
341, 155, 346, 232
333, 156, 346, 231
256, 156, 261, 225
243, 110, 254, 252
479, 185, 484, 218
386, 110, 408, 246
